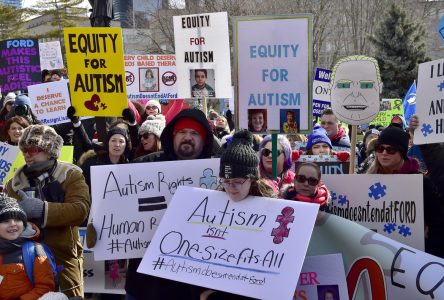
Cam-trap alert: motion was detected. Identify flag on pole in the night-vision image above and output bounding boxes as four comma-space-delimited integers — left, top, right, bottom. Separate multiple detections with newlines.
402, 81, 416, 125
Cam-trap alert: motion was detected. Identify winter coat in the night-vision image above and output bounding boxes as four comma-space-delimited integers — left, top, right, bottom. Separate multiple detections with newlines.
5, 161, 90, 298
0, 222, 55, 300
330, 127, 351, 148
261, 170, 295, 195
127, 109, 213, 299
280, 183, 330, 208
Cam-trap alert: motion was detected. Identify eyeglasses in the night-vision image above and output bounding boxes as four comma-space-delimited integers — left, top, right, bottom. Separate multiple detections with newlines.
146, 106, 158, 110
295, 175, 319, 186
220, 178, 248, 189
375, 144, 398, 155
139, 133, 151, 140
261, 148, 283, 157
22, 147, 43, 156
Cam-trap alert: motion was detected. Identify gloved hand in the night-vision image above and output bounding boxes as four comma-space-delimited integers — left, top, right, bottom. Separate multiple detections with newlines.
17, 190, 44, 219
67, 106, 79, 123
122, 108, 136, 124
86, 221, 97, 248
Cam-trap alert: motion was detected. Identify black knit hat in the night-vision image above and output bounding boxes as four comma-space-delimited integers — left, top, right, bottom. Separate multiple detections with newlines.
106, 127, 131, 154
220, 130, 259, 179
377, 125, 409, 159
0, 193, 27, 224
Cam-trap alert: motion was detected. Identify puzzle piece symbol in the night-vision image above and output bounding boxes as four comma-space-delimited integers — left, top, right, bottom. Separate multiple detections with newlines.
421, 123, 433, 137
368, 182, 387, 200
438, 80, 444, 92
271, 207, 295, 244
199, 168, 217, 189
338, 195, 348, 206
398, 225, 412, 237
383, 223, 397, 234
331, 192, 337, 202
100, 102, 108, 110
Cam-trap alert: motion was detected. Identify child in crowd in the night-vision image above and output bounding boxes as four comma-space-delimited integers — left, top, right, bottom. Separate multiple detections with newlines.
201, 129, 275, 300
0, 193, 55, 299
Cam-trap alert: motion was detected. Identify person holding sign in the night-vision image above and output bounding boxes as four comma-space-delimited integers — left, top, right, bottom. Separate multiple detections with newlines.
201, 130, 274, 300
280, 162, 330, 209
305, 126, 333, 155
4, 125, 90, 298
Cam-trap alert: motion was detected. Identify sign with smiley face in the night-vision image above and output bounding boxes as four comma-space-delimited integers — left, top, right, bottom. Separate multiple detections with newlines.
330, 55, 382, 125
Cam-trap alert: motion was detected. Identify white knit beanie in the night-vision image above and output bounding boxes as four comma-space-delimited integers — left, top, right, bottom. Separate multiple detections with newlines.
138, 115, 166, 139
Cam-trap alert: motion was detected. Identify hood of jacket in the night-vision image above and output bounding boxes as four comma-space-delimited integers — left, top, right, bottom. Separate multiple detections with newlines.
280, 183, 330, 206
160, 108, 213, 160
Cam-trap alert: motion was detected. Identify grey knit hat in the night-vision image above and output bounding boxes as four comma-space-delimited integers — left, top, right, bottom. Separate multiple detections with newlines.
3, 92, 16, 106
19, 125, 64, 159
138, 115, 166, 139
219, 129, 259, 179
0, 193, 27, 224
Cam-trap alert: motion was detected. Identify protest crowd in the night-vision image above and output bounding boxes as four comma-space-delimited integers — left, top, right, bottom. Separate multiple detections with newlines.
0, 5, 443, 300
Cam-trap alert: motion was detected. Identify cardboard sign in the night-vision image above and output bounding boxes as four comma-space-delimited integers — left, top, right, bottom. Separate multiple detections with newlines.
308, 212, 444, 300
0, 38, 41, 93
322, 174, 424, 250
5, 146, 73, 183
64, 28, 127, 117
90, 159, 221, 260
0, 143, 19, 185
414, 58, 444, 144
295, 254, 349, 300
173, 12, 231, 98
370, 98, 404, 127
294, 155, 350, 175
138, 186, 319, 300
124, 54, 178, 102
330, 56, 382, 125
235, 15, 312, 134
313, 68, 332, 117
39, 41, 64, 70
27, 80, 71, 125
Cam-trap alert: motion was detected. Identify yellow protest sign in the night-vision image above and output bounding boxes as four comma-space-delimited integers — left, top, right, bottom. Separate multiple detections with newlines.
5, 146, 74, 183
64, 28, 127, 117
370, 99, 403, 127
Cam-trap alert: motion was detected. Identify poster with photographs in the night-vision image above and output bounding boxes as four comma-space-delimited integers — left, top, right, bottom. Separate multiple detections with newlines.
190, 68, 216, 98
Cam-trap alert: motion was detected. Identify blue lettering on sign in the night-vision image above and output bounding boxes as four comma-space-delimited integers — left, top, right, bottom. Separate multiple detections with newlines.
313, 100, 331, 117
248, 93, 300, 106
314, 68, 332, 82
249, 44, 299, 58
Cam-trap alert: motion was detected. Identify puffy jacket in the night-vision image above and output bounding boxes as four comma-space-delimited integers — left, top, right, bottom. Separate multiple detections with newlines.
280, 183, 330, 208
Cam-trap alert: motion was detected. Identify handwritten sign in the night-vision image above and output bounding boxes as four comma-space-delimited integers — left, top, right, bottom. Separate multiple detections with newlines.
138, 186, 319, 300
313, 68, 332, 117
173, 12, 231, 98
27, 80, 71, 125
369, 98, 403, 127
295, 254, 349, 300
5, 146, 73, 183
0, 143, 19, 185
323, 174, 424, 250
0, 38, 41, 93
308, 212, 444, 300
235, 15, 312, 133
414, 58, 444, 144
124, 54, 178, 102
39, 41, 64, 70
90, 159, 220, 260
64, 28, 127, 117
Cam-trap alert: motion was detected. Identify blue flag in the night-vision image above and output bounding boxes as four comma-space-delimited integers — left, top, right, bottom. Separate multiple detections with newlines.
402, 81, 416, 125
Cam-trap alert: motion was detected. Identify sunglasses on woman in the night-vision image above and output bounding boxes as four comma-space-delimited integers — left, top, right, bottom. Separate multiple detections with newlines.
375, 144, 398, 155
146, 106, 158, 110
22, 147, 43, 156
295, 175, 319, 186
139, 133, 151, 140
261, 148, 283, 157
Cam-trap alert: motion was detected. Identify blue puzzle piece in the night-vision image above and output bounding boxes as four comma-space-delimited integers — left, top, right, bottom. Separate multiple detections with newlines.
438, 80, 444, 92
383, 223, 397, 234
199, 168, 217, 189
331, 192, 337, 202
338, 195, 347, 206
398, 225, 412, 237
368, 182, 387, 200
421, 123, 433, 137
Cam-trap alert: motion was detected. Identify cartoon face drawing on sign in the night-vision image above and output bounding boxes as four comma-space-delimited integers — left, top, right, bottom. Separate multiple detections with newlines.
330, 56, 382, 125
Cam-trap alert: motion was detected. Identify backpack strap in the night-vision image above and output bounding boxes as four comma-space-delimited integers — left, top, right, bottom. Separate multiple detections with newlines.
22, 241, 35, 286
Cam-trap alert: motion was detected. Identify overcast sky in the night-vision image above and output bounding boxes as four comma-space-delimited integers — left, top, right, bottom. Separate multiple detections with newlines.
23, 0, 91, 9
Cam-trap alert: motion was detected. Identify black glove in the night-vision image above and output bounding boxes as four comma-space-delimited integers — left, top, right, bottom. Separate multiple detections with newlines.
122, 108, 136, 124
67, 106, 79, 123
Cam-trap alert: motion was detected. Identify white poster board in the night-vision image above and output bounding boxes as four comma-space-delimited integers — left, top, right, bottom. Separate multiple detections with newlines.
90, 159, 220, 260
414, 58, 444, 144
235, 15, 312, 134
138, 186, 319, 300
173, 12, 231, 98
313, 68, 332, 117
0, 142, 19, 185
295, 254, 349, 300
27, 80, 71, 125
39, 41, 64, 70
323, 174, 424, 250
124, 54, 178, 102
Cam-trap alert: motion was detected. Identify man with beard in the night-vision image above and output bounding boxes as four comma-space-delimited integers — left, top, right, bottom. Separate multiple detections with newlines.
127, 108, 213, 299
